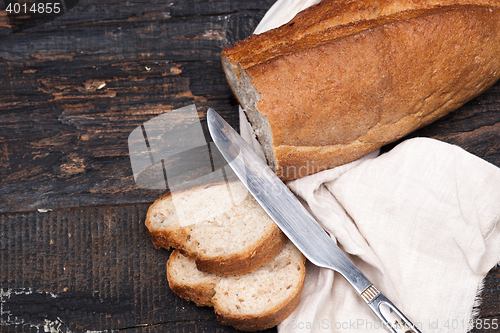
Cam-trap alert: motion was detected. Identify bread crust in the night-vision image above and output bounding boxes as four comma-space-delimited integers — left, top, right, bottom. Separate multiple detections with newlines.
167, 243, 306, 332
166, 250, 217, 307
222, 1, 500, 180
215, 280, 305, 332
145, 187, 287, 276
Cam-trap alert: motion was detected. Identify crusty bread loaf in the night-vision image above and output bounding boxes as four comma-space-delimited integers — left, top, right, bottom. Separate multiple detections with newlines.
167, 241, 306, 332
145, 180, 287, 276
222, 0, 500, 181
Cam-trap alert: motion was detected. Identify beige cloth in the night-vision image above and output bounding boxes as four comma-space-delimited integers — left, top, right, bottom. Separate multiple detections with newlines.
238, 1, 500, 332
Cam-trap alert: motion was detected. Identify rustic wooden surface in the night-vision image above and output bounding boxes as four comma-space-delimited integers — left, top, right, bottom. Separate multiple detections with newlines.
0, 1, 498, 332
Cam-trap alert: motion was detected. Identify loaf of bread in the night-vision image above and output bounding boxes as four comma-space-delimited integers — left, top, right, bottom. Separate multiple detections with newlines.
145, 180, 287, 276
222, 0, 500, 181
167, 240, 306, 332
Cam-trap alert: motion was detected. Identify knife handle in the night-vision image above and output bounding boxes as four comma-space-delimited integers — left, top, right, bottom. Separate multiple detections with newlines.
361, 285, 422, 333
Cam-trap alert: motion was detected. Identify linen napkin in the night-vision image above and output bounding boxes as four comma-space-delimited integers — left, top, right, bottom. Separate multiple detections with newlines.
238, 1, 500, 332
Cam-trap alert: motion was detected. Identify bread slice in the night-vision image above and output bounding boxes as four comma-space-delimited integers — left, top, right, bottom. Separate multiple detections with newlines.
222, 0, 500, 181
167, 241, 306, 332
145, 180, 287, 276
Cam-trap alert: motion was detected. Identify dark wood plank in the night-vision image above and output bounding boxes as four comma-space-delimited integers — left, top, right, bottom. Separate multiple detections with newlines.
0, 203, 278, 332
0, 0, 275, 214
0, 1, 276, 331
474, 265, 500, 318
1, 0, 499, 214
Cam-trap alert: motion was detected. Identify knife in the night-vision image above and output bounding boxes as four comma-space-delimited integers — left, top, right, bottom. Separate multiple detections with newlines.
207, 108, 421, 333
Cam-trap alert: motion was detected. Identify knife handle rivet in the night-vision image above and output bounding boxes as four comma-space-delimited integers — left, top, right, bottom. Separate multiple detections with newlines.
361, 284, 381, 303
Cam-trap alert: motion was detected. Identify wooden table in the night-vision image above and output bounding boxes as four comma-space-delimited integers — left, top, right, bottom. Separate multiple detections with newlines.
0, 1, 498, 332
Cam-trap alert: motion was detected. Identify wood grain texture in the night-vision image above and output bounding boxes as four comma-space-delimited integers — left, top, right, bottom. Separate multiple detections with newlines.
0, 204, 275, 333
0, 0, 499, 332
0, 0, 274, 213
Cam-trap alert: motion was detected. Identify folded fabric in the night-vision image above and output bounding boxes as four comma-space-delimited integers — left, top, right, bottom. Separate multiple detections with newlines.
279, 138, 500, 333
237, 1, 500, 332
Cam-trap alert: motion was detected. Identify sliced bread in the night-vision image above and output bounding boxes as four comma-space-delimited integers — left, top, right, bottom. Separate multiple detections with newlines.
167, 240, 306, 332
145, 180, 287, 276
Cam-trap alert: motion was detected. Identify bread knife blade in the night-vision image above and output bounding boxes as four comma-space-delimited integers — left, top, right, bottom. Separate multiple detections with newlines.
207, 108, 421, 333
